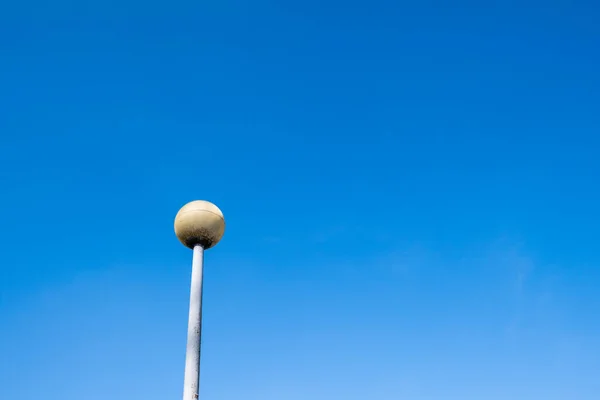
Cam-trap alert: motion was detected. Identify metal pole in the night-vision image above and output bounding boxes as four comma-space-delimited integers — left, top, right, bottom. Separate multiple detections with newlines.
183, 244, 204, 400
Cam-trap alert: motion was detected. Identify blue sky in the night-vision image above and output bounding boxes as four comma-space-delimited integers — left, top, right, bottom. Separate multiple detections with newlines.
1, 1, 599, 399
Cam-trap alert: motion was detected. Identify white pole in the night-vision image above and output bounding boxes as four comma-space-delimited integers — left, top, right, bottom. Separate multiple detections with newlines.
183, 244, 205, 400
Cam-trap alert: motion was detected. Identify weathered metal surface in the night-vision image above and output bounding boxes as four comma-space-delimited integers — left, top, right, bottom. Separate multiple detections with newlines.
182, 244, 205, 400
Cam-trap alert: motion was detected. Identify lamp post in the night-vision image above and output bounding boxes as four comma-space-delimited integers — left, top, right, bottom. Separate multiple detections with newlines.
174, 200, 226, 400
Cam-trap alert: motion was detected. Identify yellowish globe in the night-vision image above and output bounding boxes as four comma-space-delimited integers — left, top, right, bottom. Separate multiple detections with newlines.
174, 200, 225, 249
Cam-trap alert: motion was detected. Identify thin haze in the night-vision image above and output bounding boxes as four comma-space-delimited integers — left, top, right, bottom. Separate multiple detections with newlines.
1, 1, 599, 399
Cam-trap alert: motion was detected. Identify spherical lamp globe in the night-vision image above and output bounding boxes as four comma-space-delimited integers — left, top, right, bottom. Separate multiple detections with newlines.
174, 200, 226, 249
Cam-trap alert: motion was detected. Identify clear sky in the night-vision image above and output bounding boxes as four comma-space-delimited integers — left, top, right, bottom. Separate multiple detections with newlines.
1, 1, 599, 399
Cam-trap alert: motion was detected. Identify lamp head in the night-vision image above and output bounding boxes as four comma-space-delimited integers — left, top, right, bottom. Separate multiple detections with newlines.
174, 200, 225, 249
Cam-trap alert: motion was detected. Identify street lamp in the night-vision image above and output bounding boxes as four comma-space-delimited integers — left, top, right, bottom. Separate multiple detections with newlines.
174, 200, 226, 400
